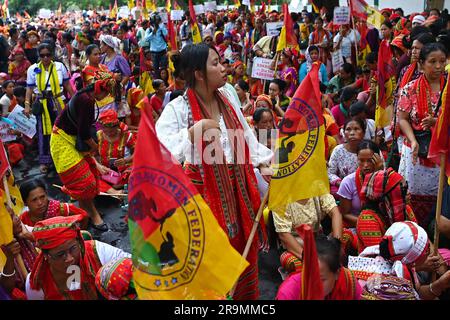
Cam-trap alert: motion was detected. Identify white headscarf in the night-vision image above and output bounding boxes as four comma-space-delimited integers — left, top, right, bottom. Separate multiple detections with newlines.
100, 34, 121, 55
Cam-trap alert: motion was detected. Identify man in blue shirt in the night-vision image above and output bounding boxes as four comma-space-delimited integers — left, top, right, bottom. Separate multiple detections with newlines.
145, 14, 168, 78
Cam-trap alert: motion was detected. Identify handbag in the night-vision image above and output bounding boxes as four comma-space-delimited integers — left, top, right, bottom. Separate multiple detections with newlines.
32, 64, 54, 116
413, 129, 432, 159
66, 94, 99, 152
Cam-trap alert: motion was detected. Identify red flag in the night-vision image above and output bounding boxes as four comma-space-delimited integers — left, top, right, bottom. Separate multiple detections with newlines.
259, 1, 266, 14
276, 3, 298, 52
429, 79, 450, 177
0, 141, 10, 178
295, 224, 324, 300
167, 12, 177, 50
375, 39, 395, 127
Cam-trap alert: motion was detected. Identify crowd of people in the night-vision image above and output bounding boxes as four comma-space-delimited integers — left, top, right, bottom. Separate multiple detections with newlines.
0, 3, 450, 300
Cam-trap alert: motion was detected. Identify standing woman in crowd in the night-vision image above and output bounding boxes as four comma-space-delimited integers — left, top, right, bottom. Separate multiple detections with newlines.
24, 43, 74, 174
380, 21, 394, 43
278, 49, 298, 98
99, 34, 131, 113
397, 43, 448, 227
50, 77, 117, 232
82, 44, 116, 114
8, 45, 31, 86
309, 17, 332, 76
155, 43, 273, 300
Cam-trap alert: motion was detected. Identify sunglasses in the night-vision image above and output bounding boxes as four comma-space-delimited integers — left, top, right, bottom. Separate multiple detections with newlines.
40, 53, 52, 58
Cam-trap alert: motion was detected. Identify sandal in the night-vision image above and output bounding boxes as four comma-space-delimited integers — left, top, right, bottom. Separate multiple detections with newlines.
92, 222, 109, 232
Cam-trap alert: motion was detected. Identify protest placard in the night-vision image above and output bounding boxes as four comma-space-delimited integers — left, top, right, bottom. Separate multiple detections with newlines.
0, 121, 16, 143
160, 12, 168, 24
204, 1, 217, 11
194, 4, 205, 14
333, 6, 350, 25
242, 0, 250, 6
266, 22, 284, 37
171, 10, 184, 21
251, 57, 275, 81
332, 50, 344, 72
7, 106, 37, 139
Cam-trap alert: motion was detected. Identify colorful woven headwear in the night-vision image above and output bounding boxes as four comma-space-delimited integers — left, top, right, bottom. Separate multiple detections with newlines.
76, 32, 91, 45
232, 60, 243, 69
390, 35, 407, 54
255, 94, 273, 108
94, 72, 116, 96
27, 30, 40, 39
32, 214, 84, 250
381, 221, 429, 265
95, 257, 135, 300
127, 87, 144, 109
98, 109, 120, 127
360, 168, 406, 226
8, 45, 26, 60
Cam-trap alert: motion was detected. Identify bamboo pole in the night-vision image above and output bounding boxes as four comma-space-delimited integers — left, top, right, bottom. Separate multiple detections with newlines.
229, 189, 269, 298
52, 184, 127, 198
432, 154, 446, 282
3, 176, 28, 280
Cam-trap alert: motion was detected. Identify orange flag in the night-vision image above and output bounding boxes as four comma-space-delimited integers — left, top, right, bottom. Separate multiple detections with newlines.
429, 79, 450, 177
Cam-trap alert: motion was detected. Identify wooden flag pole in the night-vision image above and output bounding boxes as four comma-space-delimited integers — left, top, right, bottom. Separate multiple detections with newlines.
3, 176, 28, 280
52, 184, 127, 198
432, 153, 446, 282
229, 188, 269, 298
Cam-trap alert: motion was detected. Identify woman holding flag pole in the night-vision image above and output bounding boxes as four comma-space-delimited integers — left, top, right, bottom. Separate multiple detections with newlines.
155, 43, 273, 300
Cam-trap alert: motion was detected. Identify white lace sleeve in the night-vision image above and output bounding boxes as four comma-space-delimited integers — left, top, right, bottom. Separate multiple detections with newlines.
155, 96, 193, 164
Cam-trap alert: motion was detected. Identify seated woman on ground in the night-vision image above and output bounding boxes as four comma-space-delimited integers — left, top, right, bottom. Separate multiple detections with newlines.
277, 233, 362, 300
19, 178, 89, 229
26, 215, 131, 300
350, 221, 450, 300
338, 140, 383, 229
328, 118, 366, 197
96, 110, 136, 195
272, 193, 343, 275
356, 168, 417, 253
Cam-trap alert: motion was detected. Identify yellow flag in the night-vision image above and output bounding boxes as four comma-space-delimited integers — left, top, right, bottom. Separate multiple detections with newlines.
375, 76, 395, 128
140, 71, 155, 96
128, 0, 135, 9
191, 22, 202, 44
129, 105, 249, 299
268, 63, 329, 212
367, 6, 384, 29
0, 190, 13, 272
3, 173, 24, 216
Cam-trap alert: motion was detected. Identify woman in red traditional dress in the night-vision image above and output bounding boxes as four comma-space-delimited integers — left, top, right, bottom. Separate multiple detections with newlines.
277, 234, 362, 300
96, 110, 136, 194
155, 43, 273, 300
356, 168, 417, 253
398, 43, 447, 227
19, 178, 88, 228
81, 44, 116, 114
25, 215, 130, 300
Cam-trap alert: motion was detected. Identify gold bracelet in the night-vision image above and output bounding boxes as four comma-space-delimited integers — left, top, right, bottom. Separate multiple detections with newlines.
24, 101, 31, 106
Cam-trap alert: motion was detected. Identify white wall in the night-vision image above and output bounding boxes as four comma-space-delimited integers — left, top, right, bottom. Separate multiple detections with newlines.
445, 0, 450, 9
